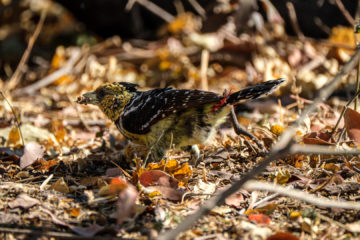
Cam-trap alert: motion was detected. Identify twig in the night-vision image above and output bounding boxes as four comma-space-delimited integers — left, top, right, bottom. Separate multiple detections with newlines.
286, 2, 305, 40
318, 213, 347, 229
158, 46, 360, 240
243, 180, 360, 210
15, 175, 43, 183
335, 0, 355, 26
188, 0, 206, 18
40, 174, 54, 190
309, 174, 334, 193
0, 92, 25, 146
110, 160, 131, 178
355, 21, 360, 110
291, 143, 360, 155
314, 17, 332, 35
14, 48, 82, 96
356, 0, 360, 20
5, 7, 48, 91
134, 0, 174, 23
330, 89, 360, 136
200, 49, 209, 91
251, 191, 281, 209
0, 227, 125, 239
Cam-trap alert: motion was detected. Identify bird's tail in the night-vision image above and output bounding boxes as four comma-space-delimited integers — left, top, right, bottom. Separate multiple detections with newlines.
226, 78, 285, 105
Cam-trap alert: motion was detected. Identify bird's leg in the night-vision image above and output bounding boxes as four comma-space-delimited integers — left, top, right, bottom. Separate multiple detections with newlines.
230, 105, 267, 155
144, 130, 166, 166
189, 145, 200, 166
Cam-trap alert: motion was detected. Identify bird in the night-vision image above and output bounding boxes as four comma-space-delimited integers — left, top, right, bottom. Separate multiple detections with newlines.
76, 79, 285, 163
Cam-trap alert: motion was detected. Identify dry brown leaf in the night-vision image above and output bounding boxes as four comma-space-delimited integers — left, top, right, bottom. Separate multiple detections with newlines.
7, 126, 21, 146
8, 193, 40, 209
0, 212, 20, 224
225, 192, 244, 208
146, 185, 185, 201
267, 232, 299, 240
50, 177, 70, 193
344, 108, 360, 144
42, 208, 104, 237
20, 142, 45, 169
110, 177, 139, 224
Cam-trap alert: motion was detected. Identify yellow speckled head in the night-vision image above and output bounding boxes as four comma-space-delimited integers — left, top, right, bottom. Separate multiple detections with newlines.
77, 82, 137, 121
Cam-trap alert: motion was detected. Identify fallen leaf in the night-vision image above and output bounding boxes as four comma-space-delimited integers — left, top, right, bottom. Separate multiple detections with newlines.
139, 170, 179, 188
116, 181, 138, 224
105, 168, 125, 177
42, 208, 104, 237
7, 126, 21, 146
248, 213, 271, 225
303, 137, 332, 145
173, 162, 192, 182
20, 142, 45, 169
146, 185, 185, 201
8, 193, 40, 209
50, 177, 70, 193
267, 232, 299, 240
193, 180, 216, 195
0, 212, 20, 224
346, 220, 360, 232
70, 208, 81, 217
109, 177, 128, 194
225, 192, 244, 208
344, 108, 360, 144
51, 120, 67, 142
210, 205, 232, 215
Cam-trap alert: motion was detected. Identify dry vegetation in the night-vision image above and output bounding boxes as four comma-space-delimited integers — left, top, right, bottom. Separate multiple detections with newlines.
1, 0, 360, 239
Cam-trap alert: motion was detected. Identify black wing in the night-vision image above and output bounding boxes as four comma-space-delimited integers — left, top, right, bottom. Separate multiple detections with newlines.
119, 87, 222, 134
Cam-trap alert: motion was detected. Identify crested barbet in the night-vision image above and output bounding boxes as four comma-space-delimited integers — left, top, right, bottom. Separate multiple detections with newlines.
77, 79, 285, 162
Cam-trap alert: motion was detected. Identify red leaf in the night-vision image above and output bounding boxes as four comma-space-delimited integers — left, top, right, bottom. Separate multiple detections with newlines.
267, 232, 299, 240
20, 142, 45, 169
139, 170, 179, 188
344, 108, 360, 144
109, 177, 128, 194
248, 213, 271, 225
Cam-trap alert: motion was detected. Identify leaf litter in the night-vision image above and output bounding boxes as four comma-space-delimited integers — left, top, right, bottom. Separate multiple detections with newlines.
1, 0, 360, 239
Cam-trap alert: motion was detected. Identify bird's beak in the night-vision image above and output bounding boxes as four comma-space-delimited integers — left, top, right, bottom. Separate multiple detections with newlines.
76, 91, 99, 105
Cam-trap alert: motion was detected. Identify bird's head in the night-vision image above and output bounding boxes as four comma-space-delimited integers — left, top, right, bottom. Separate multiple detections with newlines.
76, 82, 138, 121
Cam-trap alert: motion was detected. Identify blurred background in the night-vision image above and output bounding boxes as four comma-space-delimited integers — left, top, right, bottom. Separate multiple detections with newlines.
0, 0, 358, 95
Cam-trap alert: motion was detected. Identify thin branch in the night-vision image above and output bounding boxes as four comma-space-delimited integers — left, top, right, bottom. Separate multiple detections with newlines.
290, 144, 360, 155
0, 92, 25, 146
335, 0, 355, 25
286, 2, 305, 40
158, 46, 360, 240
356, 0, 360, 20
5, 7, 48, 91
244, 180, 360, 210
13, 48, 82, 96
0, 227, 123, 240
134, 0, 174, 23
188, 0, 206, 18
330, 89, 360, 136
